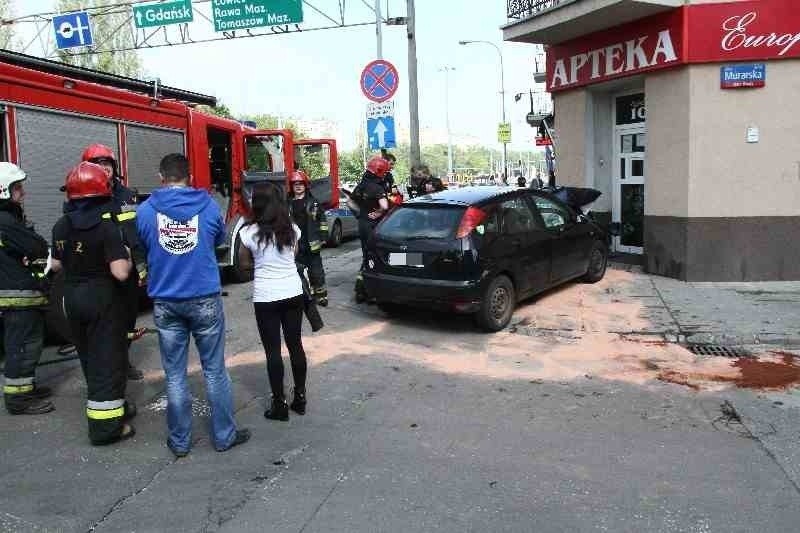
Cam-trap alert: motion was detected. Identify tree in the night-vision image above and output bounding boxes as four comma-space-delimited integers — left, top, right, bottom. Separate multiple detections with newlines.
56, 0, 141, 77
0, 0, 16, 50
196, 103, 234, 119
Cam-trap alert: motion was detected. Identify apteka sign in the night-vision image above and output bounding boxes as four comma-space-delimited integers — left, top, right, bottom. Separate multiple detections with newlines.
546, 9, 684, 92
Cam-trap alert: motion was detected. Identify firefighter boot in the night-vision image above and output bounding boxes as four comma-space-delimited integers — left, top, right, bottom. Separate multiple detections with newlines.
5, 394, 54, 415
314, 286, 328, 307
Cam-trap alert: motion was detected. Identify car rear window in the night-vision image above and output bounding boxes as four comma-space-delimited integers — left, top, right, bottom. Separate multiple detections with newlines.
377, 205, 465, 240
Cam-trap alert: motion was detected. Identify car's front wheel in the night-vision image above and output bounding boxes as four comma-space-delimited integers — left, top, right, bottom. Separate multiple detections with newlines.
327, 220, 343, 248
475, 274, 515, 332
581, 240, 608, 283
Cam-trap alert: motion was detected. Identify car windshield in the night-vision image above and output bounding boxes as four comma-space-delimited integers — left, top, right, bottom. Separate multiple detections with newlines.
377, 206, 465, 240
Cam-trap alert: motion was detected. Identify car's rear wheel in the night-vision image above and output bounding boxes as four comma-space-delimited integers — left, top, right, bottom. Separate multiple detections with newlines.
327, 220, 343, 248
582, 240, 608, 283
475, 275, 515, 332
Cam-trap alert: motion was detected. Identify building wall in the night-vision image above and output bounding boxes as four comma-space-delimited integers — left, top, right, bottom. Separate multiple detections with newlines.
645, 68, 691, 218
687, 60, 800, 218
590, 91, 613, 214
553, 89, 588, 187
644, 60, 800, 281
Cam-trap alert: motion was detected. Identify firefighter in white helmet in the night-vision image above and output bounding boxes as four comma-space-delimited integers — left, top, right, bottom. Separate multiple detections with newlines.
0, 162, 54, 415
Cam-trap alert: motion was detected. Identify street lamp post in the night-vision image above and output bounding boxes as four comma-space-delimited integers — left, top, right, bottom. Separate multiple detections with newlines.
459, 40, 507, 184
439, 66, 456, 180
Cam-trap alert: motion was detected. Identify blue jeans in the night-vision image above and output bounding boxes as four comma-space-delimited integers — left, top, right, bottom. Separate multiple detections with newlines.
153, 295, 237, 452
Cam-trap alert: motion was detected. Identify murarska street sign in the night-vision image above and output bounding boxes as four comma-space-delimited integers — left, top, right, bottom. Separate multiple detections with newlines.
132, 0, 193, 29
211, 0, 304, 32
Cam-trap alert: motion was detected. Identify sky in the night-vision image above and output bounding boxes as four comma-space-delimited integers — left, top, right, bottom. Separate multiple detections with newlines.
11, 0, 547, 152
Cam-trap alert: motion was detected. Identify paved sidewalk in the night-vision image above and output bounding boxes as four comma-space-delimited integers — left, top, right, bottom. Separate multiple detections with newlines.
510, 262, 800, 347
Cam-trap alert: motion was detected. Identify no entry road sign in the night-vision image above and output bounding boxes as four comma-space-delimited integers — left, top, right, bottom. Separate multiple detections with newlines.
360, 60, 399, 103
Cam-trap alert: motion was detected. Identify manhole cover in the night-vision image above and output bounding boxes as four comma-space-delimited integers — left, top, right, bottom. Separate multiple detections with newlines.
686, 344, 750, 358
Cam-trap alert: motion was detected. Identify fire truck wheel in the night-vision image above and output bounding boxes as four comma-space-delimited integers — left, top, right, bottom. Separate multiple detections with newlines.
45, 270, 74, 345
230, 233, 255, 283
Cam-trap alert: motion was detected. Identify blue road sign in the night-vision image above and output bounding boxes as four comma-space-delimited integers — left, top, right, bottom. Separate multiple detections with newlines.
53, 12, 94, 50
360, 60, 399, 103
368, 116, 396, 150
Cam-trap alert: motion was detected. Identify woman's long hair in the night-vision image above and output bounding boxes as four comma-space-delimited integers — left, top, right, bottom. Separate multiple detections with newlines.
247, 182, 295, 253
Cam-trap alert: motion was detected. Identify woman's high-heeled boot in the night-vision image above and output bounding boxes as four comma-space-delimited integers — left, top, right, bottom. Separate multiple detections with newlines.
264, 395, 289, 421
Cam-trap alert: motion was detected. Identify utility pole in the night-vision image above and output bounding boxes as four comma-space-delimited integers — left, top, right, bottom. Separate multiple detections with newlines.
459, 40, 507, 184
407, 0, 421, 167
375, 0, 383, 59
439, 67, 455, 180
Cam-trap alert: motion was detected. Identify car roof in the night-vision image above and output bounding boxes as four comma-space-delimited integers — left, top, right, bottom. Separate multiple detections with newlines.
406, 186, 520, 206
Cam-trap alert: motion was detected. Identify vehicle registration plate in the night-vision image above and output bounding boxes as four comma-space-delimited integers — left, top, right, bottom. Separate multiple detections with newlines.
388, 252, 423, 267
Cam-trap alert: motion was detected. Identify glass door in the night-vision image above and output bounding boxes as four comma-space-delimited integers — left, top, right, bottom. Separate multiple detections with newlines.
613, 125, 646, 254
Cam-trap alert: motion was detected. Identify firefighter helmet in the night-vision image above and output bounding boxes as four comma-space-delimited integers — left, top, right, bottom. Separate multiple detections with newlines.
289, 170, 310, 186
366, 156, 390, 178
81, 144, 117, 163
0, 162, 27, 200
65, 162, 112, 200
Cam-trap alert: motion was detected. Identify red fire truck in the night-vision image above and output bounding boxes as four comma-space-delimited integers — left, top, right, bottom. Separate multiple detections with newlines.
0, 50, 339, 337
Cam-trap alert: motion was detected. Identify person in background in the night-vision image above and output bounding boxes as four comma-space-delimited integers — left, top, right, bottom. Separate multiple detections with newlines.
287, 170, 328, 307
408, 164, 431, 199
0, 163, 54, 416
80, 144, 147, 381
51, 162, 134, 444
238, 182, 309, 421
349, 156, 391, 303
380, 150, 397, 193
389, 184, 404, 207
137, 153, 249, 458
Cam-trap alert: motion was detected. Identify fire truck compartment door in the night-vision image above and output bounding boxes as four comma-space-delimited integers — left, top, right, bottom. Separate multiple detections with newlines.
125, 125, 185, 194
16, 108, 119, 239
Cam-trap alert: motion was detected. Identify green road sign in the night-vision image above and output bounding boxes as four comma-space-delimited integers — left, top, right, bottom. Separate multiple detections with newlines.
211, 0, 304, 32
132, 0, 193, 29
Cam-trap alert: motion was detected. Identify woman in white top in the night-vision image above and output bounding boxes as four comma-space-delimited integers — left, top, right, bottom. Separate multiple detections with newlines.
238, 182, 307, 421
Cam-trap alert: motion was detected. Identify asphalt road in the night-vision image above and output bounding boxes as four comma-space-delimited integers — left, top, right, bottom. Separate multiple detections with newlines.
1, 237, 799, 532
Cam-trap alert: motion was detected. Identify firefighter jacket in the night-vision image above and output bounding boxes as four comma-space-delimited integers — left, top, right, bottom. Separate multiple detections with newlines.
289, 193, 327, 253
0, 201, 49, 309
111, 179, 147, 283
351, 173, 388, 221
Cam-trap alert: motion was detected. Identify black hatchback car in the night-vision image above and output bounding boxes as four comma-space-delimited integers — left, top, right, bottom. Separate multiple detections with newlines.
362, 186, 609, 331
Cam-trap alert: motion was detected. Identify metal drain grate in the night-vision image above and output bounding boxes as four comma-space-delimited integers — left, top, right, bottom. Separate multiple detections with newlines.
686, 344, 750, 358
